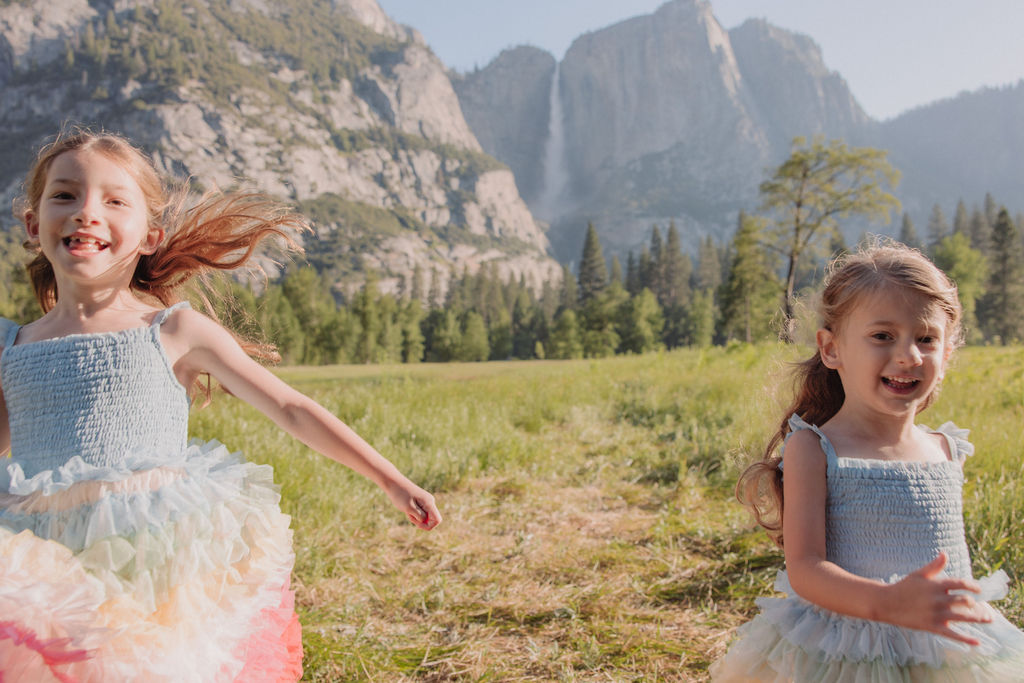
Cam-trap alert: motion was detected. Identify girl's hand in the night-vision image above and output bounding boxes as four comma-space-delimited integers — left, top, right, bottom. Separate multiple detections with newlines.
882, 552, 992, 645
387, 480, 442, 531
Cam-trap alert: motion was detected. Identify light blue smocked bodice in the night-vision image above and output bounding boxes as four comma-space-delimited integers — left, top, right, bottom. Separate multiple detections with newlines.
786, 414, 974, 580
0, 304, 190, 480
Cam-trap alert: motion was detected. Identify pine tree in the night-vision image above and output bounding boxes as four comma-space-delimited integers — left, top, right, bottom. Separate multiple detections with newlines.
577, 223, 608, 304
610, 255, 623, 286
661, 222, 690, 307
458, 311, 490, 362
410, 264, 424, 303
559, 264, 577, 311
617, 289, 664, 354
352, 270, 382, 364
423, 308, 461, 361
898, 212, 922, 251
548, 309, 583, 359
695, 235, 722, 291
399, 301, 424, 362
686, 289, 716, 348
579, 283, 625, 357
646, 226, 664, 301
953, 200, 969, 236
625, 252, 640, 295
488, 308, 513, 360
719, 212, 780, 343
984, 192, 999, 227
511, 289, 536, 359
926, 204, 949, 251
969, 206, 991, 255
978, 208, 1024, 343
428, 267, 443, 309
637, 247, 653, 293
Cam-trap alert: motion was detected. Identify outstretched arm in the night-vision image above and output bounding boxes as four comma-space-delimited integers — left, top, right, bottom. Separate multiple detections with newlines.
782, 429, 988, 645
164, 308, 440, 530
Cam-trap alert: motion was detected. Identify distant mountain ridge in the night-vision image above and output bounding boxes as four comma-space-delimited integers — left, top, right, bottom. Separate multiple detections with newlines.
454, 0, 1023, 260
0, 0, 561, 296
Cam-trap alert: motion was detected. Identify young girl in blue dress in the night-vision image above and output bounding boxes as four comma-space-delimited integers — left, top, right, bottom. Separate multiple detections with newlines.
0, 129, 441, 681
712, 243, 1024, 681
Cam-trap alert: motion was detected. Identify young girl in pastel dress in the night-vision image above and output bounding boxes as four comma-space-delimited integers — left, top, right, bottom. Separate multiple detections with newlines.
711, 243, 1024, 681
0, 130, 441, 681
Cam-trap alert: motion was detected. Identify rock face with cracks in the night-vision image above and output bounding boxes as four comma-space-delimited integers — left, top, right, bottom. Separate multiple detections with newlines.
0, 0, 560, 298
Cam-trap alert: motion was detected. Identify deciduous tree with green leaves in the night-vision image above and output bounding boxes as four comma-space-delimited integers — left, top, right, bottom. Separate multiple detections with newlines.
759, 136, 899, 339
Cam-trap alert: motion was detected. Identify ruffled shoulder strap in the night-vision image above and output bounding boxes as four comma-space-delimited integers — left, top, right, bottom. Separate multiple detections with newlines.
0, 317, 20, 349
783, 413, 840, 476
150, 301, 192, 329
925, 422, 974, 464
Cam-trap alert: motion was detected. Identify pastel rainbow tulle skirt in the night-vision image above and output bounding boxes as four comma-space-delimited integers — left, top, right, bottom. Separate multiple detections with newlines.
0, 440, 302, 682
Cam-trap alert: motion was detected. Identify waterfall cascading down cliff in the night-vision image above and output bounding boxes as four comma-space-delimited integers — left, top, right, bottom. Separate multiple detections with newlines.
536, 63, 570, 222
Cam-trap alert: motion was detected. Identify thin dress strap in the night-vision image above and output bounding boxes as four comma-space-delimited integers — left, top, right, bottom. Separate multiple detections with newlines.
150, 301, 192, 329
784, 413, 840, 476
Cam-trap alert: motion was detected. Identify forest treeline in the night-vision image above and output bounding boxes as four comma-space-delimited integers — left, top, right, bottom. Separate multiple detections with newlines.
2, 136, 1023, 362
4, 194, 1020, 365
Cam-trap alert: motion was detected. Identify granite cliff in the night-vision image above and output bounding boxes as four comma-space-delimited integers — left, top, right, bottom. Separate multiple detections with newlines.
0, 0, 561, 296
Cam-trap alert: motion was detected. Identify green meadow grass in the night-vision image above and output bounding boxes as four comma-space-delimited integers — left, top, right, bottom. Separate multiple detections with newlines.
188, 344, 1024, 681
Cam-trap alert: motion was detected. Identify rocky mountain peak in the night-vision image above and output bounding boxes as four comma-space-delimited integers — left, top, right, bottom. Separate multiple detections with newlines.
0, 0, 561, 298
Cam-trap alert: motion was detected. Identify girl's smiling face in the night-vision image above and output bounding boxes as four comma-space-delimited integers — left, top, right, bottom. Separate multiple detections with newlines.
817, 288, 952, 420
26, 148, 163, 288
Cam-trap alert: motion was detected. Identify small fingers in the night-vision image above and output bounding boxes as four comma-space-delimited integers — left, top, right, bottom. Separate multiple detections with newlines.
406, 498, 442, 530
936, 625, 982, 647
941, 577, 982, 595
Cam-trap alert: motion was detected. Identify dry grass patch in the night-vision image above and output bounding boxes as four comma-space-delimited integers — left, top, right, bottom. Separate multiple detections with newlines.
296, 470, 774, 681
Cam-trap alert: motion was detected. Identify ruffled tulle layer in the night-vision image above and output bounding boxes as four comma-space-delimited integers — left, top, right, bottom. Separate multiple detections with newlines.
0, 440, 302, 682
711, 571, 1024, 682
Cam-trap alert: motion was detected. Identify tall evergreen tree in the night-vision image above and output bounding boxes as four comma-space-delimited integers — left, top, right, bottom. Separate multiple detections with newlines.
646, 226, 665, 300
686, 289, 716, 348
617, 288, 664, 354
577, 223, 608, 304
695, 235, 722, 291
978, 208, 1024, 343
410, 264, 425, 303
399, 301, 424, 362
428, 267, 443, 309
719, 212, 780, 343
458, 311, 490, 362
898, 212, 922, 251
548, 309, 583, 359
637, 246, 653, 293
609, 255, 624, 286
953, 199, 969, 236
559, 264, 577, 311
661, 221, 691, 307
926, 204, 949, 251
625, 251, 640, 295
984, 192, 999, 227
968, 206, 992, 255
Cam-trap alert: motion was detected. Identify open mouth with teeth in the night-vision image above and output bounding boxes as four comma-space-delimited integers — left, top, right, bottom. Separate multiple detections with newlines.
882, 376, 919, 394
64, 235, 110, 252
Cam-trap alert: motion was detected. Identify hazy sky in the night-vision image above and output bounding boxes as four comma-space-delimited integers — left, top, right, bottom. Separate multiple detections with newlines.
375, 0, 1024, 121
